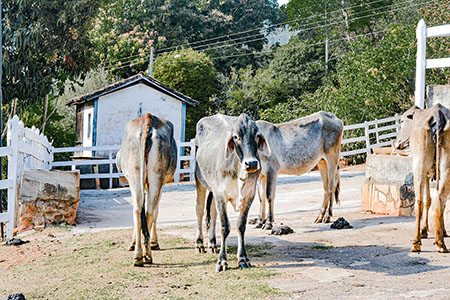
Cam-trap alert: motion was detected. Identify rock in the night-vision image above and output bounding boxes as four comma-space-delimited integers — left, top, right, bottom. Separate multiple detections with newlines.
15, 170, 80, 234
2, 294, 26, 300
4, 238, 29, 246
330, 217, 353, 229
271, 225, 294, 235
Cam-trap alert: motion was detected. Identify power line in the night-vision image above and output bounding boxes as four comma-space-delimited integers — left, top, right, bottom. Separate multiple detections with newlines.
103, 0, 430, 72
105, 28, 389, 73
102, 0, 413, 67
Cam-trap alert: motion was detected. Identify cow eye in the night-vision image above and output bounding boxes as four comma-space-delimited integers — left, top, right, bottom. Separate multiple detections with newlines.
233, 135, 239, 141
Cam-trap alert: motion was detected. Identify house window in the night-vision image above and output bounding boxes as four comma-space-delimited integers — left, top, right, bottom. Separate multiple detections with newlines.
138, 102, 143, 117
87, 113, 92, 139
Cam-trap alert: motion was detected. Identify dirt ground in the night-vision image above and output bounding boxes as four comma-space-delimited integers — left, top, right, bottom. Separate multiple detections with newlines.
1, 170, 450, 300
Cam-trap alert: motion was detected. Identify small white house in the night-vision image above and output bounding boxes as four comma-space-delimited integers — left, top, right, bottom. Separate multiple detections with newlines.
67, 73, 199, 157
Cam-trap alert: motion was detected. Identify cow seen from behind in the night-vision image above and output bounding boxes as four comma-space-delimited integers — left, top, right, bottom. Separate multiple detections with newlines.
116, 113, 177, 266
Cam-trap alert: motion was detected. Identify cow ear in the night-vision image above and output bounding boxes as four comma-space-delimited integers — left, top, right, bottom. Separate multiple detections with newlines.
257, 134, 271, 157
225, 134, 235, 159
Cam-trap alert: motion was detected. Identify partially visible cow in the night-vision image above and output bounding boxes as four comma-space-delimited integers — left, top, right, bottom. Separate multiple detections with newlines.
395, 104, 450, 253
392, 105, 447, 241
116, 113, 177, 266
195, 114, 271, 272
255, 111, 343, 229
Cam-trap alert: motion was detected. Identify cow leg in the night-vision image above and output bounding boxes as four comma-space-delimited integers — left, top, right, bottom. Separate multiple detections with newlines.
216, 195, 230, 272
128, 227, 136, 251
263, 172, 277, 230
315, 159, 332, 223
421, 180, 432, 239
237, 196, 254, 269
411, 173, 426, 252
143, 175, 164, 264
256, 176, 266, 228
208, 194, 218, 253
195, 179, 207, 253
150, 201, 160, 250
130, 180, 145, 266
432, 167, 450, 253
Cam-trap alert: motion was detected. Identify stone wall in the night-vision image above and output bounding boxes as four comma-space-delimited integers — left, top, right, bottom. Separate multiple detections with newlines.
15, 170, 80, 233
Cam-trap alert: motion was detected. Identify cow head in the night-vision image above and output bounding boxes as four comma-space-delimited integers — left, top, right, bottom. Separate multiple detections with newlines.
224, 114, 271, 211
392, 106, 420, 150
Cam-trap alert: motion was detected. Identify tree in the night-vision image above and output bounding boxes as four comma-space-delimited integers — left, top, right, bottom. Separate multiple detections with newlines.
2, 0, 104, 131
92, 0, 284, 77
152, 49, 219, 140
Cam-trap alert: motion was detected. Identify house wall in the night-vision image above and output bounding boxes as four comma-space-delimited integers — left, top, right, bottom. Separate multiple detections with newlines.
87, 84, 183, 152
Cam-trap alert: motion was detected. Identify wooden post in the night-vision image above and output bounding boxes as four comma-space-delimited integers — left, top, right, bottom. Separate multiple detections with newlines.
6, 117, 19, 238
415, 19, 426, 108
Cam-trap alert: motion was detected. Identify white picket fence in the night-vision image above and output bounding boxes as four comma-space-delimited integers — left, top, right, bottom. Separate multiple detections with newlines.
51, 139, 196, 188
0, 116, 52, 239
415, 19, 450, 108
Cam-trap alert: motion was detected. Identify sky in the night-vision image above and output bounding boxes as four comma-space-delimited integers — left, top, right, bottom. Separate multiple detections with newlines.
278, 0, 289, 6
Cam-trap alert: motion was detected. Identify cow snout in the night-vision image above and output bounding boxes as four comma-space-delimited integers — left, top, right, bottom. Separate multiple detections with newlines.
245, 160, 259, 172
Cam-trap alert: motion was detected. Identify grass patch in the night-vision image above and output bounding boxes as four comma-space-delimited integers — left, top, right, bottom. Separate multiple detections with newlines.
1, 228, 282, 300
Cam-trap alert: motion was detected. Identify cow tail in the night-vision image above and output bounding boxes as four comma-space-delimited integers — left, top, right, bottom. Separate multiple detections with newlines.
140, 114, 153, 245
205, 191, 214, 231
430, 109, 446, 192
334, 165, 341, 204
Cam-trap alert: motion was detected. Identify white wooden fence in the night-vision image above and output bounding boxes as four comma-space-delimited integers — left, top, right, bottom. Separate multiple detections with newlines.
51, 140, 196, 187
0, 116, 52, 239
341, 115, 401, 157
415, 19, 450, 108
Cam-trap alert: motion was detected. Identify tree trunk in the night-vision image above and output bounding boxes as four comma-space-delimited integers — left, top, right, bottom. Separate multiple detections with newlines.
41, 94, 49, 133
341, 0, 351, 43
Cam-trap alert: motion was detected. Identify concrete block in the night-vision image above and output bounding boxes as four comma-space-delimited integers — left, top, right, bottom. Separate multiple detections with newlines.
15, 169, 80, 233
366, 154, 412, 185
427, 85, 450, 108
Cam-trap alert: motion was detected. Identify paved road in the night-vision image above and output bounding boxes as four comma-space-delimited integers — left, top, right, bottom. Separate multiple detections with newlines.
74, 171, 365, 233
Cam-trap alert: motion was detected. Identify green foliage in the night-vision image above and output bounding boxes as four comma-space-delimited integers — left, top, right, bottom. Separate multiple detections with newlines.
153, 49, 219, 140
92, 0, 284, 76
3, 0, 103, 105
213, 37, 325, 119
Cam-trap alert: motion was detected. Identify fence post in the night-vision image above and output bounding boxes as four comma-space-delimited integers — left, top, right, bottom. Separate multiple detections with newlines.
395, 114, 400, 133
374, 119, 379, 145
109, 149, 113, 189
6, 117, 19, 238
364, 121, 370, 156
174, 141, 180, 183
415, 19, 426, 108
190, 139, 196, 181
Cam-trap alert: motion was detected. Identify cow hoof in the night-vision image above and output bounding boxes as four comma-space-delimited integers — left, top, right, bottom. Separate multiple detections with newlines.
438, 246, 449, 253
215, 261, 228, 272
314, 216, 324, 223
255, 221, 263, 229
151, 244, 160, 250
196, 245, 206, 254
323, 216, 331, 223
238, 259, 252, 269
410, 244, 421, 253
143, 256, 153, 264
444, 231, 449, 238
262, 223, 273, 230
133, 257, 145, 267
209, 246, 218, 254
128, 244, 135, 251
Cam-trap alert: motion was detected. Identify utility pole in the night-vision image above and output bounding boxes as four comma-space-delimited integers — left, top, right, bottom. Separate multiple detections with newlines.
148, 47, 154, 76
325, 0, 329, 74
